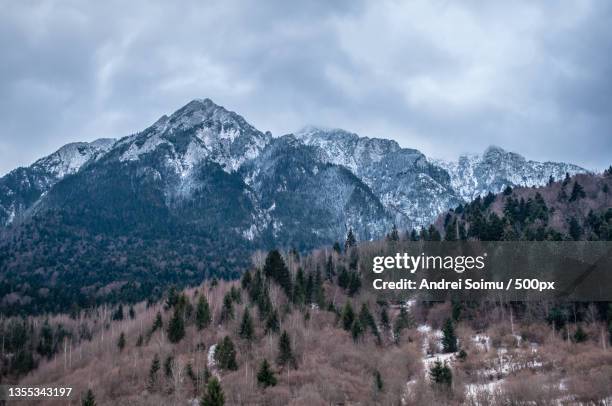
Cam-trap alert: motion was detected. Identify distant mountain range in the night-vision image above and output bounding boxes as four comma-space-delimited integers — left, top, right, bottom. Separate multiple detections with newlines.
0, 98, 586, 246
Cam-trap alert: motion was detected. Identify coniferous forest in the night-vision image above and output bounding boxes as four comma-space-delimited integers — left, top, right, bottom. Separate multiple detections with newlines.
0, 170, 611, 405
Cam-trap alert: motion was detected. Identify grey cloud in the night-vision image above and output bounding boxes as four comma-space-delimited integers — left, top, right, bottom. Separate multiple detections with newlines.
0, 0, 610, 175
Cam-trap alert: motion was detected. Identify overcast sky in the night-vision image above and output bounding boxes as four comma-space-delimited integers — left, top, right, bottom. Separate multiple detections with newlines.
1, 0, 611, 175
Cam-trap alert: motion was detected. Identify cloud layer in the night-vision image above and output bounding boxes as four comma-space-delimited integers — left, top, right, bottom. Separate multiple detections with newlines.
1, 0, 611, 175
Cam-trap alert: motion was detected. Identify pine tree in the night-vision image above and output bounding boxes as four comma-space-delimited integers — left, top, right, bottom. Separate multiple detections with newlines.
147, 354, 161, 391
263, 250, 293, 297
568, 217, 582, 240
345, 228, 357, 251
82, 389, 96, 406
341, 302, 355, 331
37, 320, 54, 358
293, 268, 306, 305
277, 330, 297, 369
351, 319, 364, 342
151, 311, 163, 332
358, 303, 376, 335
215, 336, 238, 371
380, 307, 390, 330
410, 229, 419, 241
373, 370, 384, 392
347, 272, 361, 296
386, 224, 400, 242
325, 255, 335, 280
570, 181, 586, 202
165, 286, 179, 310
239, 308, 254, 341
117, 332, 126, 352
265, 309, 280, 334
167, 307, 186, 343
241, 269, 252, 290
333, 241, 342, 254
112, 304, 124, 321
164, 355, 174, 378
257, 359, 277, 388
196, 295, 212, 330
573, 325, 588, 343
429, 360, 452, 386
313, 269, 326, 307
428, 225, 441, 241
338, 266, 350, 289
201, 377, 225, 406
220, 293, 234, 322
442, 318, 457, 353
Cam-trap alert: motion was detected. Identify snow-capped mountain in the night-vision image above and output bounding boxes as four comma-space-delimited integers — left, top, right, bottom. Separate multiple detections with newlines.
295, 127, 462, 227
0, 98, 589, 248
0, 138, 115, 226
434, 146, 587, 202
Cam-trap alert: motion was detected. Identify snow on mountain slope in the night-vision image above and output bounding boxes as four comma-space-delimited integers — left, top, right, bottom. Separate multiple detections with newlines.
295, 127, 461, 229
0, 138, 116, 226
115, 98, 271, 172
434, 146, 588, 202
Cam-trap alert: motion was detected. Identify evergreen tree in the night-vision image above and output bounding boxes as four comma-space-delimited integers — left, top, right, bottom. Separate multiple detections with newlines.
256, 359, 277, 388
410, 229, 419, 241
265, 309, 280, 334
215, 336, 238, 371
201, 377, 225, 406
147, 354, 161, 391
573, 325, 588, 343
444, 219, 457, 241
196, 295, 212, 330
128, 305, 135, 320
347, 272, 362, 296
570, 181, 586, 202
37, 320, 54, 358
429, 360, 452, 386
503, 185, 513, 195
239, 308, 254, 341
164, 355, 174, 378
117, 332, 126, 352
313, 269, 326, 307
380, 307, 390, 330
257, 286, 273, 321
263, 250, 293, 297
325, 255, 335, 280
341, 302, 355, 331
358, 303, 376, 335
333, 241, 342, 254
338, 266, 350, 289
428, 225, 441, 241
393, 306, 413, 341
165, 286, 179, 310
293, 268, 306, 305
373, 370, 384, 392
305, 272, 314, 304
345, 228, 357, 251
82, 389, 96, 406
151, 311, 163, 332
277, 330, 297, 369
112, 304, 124, 321
241, 269, 252, 290
568, 217, 582, 240
386, 224, 400, 242
167, 307, 185, 343
442, 318, 458, 353
351, 319, 364, 342
220, 293, 234, 322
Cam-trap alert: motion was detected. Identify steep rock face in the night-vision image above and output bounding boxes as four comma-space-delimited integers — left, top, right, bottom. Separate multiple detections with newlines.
295, 127, 461, 228
241, 135, 391, 249
0, 138, 116, 226
435, 146, 587, 202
